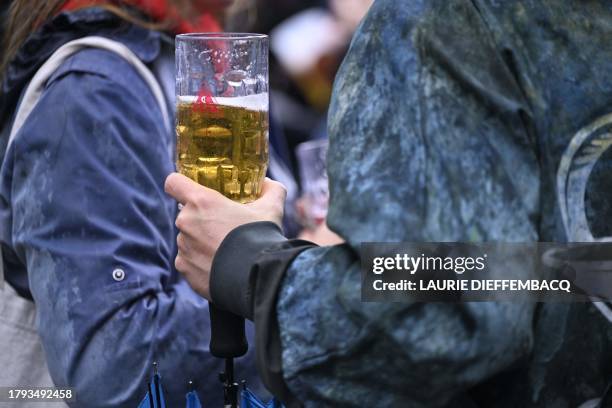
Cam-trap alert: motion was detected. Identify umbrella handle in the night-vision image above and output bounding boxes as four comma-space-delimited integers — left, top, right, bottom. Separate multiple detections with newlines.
208, 303, 248, 358
209, 303, 247, 408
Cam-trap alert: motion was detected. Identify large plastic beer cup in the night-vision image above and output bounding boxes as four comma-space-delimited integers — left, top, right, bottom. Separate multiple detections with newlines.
176, 33, 269, 203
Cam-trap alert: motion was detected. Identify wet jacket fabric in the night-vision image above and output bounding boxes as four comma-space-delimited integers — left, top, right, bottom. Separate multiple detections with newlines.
0, 8, 263, 407
209, 0, 612, 407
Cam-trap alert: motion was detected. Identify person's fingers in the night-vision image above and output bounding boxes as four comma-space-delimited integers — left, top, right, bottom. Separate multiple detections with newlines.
175, 248, 208, 276
175, 209, 202, 237
175, 250, 195, 275
165, 173, 200, 205
176, 232, 190, 253
174, 249, 212, 299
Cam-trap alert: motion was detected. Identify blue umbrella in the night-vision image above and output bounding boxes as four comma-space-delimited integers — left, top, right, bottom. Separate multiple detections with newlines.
240, 387, 284, 408
185, 381, 203, 408
185, 390, 202, 408
137, 363, 167, 408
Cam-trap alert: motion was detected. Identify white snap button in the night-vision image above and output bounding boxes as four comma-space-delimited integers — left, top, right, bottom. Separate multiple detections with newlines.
112, 268, 125, 282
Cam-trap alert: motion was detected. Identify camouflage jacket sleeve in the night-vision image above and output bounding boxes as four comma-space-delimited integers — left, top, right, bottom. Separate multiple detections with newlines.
210, 0, 612, 406
212, 0, 543, 406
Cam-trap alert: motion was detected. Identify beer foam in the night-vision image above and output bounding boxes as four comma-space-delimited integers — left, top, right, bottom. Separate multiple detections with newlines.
178, 94, 268, 111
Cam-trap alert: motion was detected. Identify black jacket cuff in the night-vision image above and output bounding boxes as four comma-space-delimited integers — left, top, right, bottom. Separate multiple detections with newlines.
210, 221, 316, 406
210, 221, 287, 320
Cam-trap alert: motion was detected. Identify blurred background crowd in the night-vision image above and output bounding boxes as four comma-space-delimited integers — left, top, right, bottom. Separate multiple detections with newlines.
227, 0, 373, 240
0, 0, 373, 241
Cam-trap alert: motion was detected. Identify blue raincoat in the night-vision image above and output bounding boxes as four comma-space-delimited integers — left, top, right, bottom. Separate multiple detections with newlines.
0, 8, 262, 407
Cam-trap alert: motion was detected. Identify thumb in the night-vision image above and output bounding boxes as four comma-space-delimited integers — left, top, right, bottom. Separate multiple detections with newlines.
250, 178, 287, 212
261, 177, 287, 202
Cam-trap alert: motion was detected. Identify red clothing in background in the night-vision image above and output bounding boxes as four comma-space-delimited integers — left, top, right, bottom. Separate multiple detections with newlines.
61, 0, 221, 33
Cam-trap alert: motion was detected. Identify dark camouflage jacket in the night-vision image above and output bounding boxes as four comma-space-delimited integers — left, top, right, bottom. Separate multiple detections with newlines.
210, 0, 612, 407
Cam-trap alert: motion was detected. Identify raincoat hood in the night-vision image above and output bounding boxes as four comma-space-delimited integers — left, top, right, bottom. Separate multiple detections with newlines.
0, 8, 160, 124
